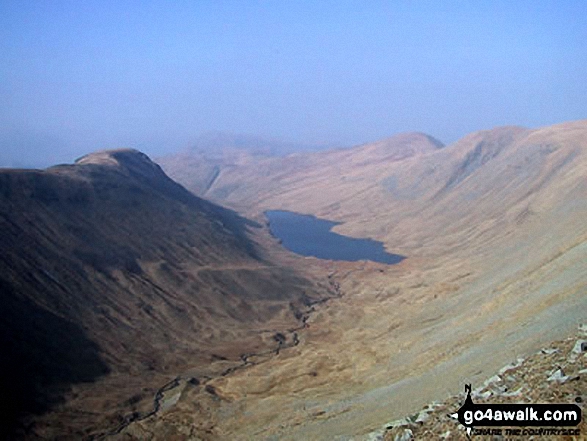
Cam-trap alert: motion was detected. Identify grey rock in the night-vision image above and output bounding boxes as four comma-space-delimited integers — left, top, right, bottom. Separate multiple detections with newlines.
572, 340, 587, 354
472, 389, 493, 399
394, 428, 413, 441
547, 368, 569, 382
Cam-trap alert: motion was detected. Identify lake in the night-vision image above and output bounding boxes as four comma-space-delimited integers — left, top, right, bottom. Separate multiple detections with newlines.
265, 210, 405, 265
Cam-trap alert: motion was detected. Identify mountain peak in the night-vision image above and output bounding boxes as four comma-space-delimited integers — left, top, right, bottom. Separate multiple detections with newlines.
75, 149, 169, 183
76, 148, 153, 168
352, 132, 445, 163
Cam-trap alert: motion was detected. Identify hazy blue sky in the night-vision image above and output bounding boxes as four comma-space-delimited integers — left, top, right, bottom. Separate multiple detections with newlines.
1, 1, 586, 167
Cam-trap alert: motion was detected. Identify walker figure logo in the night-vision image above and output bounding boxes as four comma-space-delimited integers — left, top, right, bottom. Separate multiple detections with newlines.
450, 384, 581, 438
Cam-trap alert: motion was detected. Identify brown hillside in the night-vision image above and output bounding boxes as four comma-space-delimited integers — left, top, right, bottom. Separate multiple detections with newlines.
158, 131, 444, 206
0, 149, 325, 439
148, 121, 587, 440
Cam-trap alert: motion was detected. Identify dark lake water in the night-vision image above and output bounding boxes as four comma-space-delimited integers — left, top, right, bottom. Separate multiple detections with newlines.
265, 210, 405, 265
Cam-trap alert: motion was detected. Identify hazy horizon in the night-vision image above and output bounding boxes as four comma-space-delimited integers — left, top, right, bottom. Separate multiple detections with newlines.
1, 1, 586, 168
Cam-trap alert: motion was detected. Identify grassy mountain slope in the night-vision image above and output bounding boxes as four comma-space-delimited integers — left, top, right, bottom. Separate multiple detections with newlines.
152, 121, 587, 439
0, 149, 323, 439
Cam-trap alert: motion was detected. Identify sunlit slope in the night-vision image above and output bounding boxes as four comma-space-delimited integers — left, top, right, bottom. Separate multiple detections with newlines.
165, 121, 586, 268
248, 120, 587, 301
153, 121, 587, 440
159, 132, 444, 208
0, 149, 321, 438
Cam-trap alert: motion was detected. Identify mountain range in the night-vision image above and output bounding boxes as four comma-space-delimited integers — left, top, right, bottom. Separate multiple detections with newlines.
1, 119, 586, 440
157, 120, 587, 439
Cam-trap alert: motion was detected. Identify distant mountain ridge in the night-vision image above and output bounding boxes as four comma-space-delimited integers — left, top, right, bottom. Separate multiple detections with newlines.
187, 131, 334, 157
158, 131, 445, 202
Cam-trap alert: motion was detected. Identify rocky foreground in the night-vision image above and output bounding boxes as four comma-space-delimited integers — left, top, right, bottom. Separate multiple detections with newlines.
370, 325, 587, 440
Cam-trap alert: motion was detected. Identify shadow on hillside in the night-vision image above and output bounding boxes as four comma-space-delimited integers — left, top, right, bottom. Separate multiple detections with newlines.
0, 279, 109, 439
83, 150, 264, 261
209, 202, 263, 257
146, 162, 264, 259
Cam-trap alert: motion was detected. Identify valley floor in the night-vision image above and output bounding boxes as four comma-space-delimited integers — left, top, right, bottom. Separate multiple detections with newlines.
103, 226, 587, 440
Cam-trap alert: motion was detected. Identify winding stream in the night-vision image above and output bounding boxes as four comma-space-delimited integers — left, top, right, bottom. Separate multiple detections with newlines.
94, 274, 345, 440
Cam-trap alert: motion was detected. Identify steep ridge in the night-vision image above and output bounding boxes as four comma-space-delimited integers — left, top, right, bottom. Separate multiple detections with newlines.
0, 149, 325, 439
151, 121, 587, 439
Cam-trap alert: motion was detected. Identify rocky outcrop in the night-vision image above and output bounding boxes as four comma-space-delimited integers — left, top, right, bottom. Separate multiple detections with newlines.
374, 325, 587, 440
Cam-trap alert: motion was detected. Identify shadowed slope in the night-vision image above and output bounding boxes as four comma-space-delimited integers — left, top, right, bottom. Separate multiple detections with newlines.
0, 280, 109, 438
0, 149, 322, 439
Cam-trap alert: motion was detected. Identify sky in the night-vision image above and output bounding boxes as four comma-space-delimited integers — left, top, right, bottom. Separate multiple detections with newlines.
1, 1, 586, 167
